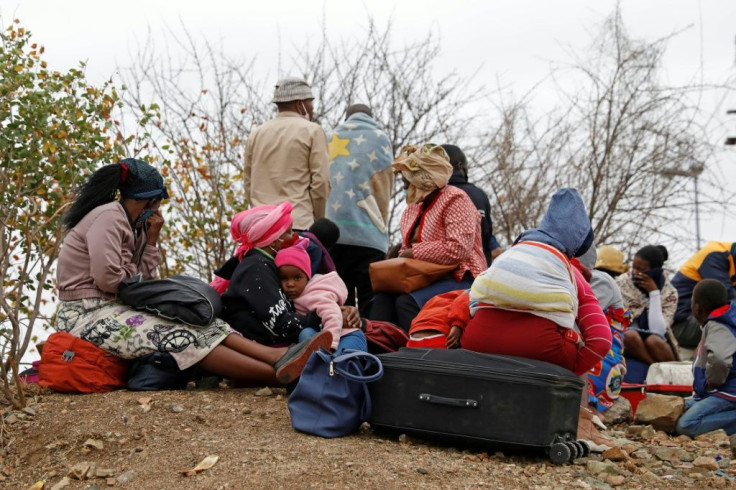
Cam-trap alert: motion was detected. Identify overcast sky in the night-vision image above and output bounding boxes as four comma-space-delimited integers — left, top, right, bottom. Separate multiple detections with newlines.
5, 1, 735, 92
3, 0, 736, 243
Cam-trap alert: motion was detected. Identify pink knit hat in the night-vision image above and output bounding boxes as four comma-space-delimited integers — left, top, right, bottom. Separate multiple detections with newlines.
275, 238, 312, 279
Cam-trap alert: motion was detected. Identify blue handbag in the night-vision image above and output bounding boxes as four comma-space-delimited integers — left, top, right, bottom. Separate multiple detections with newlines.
288, 349, 383, 438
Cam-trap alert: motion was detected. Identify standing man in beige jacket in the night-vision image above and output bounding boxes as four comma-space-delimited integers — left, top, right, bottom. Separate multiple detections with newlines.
244, 77, 330, 230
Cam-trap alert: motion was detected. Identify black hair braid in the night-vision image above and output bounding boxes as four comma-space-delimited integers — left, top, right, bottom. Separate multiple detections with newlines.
62, 164, 123, 229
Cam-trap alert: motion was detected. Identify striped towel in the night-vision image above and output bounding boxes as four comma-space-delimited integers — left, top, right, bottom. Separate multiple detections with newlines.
470, 241, 579, 329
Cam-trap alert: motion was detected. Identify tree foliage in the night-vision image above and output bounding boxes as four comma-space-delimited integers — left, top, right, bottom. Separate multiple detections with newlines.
125, 10, 728, 269
121, 19, 480, 275
472, 8, 719, 256
0, 20, 128, 408
121, 31, 256, 278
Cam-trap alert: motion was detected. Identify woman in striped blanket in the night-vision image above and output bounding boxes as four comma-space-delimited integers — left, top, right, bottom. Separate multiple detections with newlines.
460, 188, 612, 377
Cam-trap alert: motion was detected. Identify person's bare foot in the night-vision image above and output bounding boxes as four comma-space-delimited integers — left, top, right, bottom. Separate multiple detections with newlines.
578, 407, 615, 450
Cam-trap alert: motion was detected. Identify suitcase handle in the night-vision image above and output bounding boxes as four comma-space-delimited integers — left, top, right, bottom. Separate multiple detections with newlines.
418, 393, 478, 408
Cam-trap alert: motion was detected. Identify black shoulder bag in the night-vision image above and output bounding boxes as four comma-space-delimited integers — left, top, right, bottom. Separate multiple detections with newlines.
118, 274, 222, 327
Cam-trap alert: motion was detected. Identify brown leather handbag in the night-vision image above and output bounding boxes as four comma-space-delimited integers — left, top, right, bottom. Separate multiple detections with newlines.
369, 258, 457, 294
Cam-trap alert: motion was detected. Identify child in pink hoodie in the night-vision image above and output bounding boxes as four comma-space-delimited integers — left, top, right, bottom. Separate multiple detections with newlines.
275, 240, 367, 353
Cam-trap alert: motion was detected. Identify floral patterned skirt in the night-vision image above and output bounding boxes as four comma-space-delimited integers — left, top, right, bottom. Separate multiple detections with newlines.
54, 298, 234, 370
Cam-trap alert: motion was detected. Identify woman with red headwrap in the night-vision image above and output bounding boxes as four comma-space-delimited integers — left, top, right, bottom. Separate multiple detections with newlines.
214, 202, 361, 346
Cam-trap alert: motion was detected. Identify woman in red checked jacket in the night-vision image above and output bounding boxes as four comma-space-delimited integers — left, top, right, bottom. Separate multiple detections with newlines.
367, 144, 487, 332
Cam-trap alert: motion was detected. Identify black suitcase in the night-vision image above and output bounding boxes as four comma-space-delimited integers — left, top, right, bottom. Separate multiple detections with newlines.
368, 348, 588, 464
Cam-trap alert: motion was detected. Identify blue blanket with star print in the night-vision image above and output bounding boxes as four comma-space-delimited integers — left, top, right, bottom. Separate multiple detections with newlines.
326, 112, 393, 253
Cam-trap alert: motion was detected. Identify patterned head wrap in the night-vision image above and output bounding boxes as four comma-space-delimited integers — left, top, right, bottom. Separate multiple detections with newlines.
210, 202, 294, 294
392, 144, 453, 204
118, 158, 169, 200
230, 202, 294, 260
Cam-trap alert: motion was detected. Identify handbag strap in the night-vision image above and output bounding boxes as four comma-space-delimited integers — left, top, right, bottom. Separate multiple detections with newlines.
330, 350, 383, 383
359, 381, 372, 421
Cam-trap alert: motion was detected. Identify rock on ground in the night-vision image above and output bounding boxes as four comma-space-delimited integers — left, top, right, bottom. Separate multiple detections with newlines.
634, 394, 684, 432
605, 397, 633, 425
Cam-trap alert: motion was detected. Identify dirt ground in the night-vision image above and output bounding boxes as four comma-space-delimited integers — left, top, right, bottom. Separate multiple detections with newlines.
1, 387, 734, 489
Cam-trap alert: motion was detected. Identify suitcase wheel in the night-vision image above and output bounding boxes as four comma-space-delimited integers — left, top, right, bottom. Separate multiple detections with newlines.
567, 441, 581, 460
575, 440, 590, 458
549, 442, 572, 465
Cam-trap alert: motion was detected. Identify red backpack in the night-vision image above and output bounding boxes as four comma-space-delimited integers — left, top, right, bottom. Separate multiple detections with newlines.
39, 332, 128, 393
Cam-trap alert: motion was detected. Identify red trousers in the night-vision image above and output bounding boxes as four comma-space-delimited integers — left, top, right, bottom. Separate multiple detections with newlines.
461, 308, 577, 371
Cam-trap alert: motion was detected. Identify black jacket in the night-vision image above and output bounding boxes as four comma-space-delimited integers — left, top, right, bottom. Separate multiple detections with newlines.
220, 249, 319, 345
449, 169, 493, 265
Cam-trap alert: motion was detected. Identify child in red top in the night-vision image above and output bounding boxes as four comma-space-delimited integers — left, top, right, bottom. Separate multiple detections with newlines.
407, 290, 470, 349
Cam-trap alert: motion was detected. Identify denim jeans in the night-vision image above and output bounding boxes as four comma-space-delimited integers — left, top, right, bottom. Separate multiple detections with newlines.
298, 328, 368, 354
298, 327, 319, 343
335, 330, 367, 353
675, 395, 736, 437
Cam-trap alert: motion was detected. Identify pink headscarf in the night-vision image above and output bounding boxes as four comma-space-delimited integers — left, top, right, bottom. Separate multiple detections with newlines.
231, 201, 294, 260
210, 201, 293, 294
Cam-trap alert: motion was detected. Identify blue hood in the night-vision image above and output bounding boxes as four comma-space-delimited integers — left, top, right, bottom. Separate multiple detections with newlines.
516, 188, 592, 258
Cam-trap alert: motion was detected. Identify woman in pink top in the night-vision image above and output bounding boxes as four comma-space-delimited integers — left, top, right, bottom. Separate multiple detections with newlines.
55, 159, 330, 385
276, 240, 368, 353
